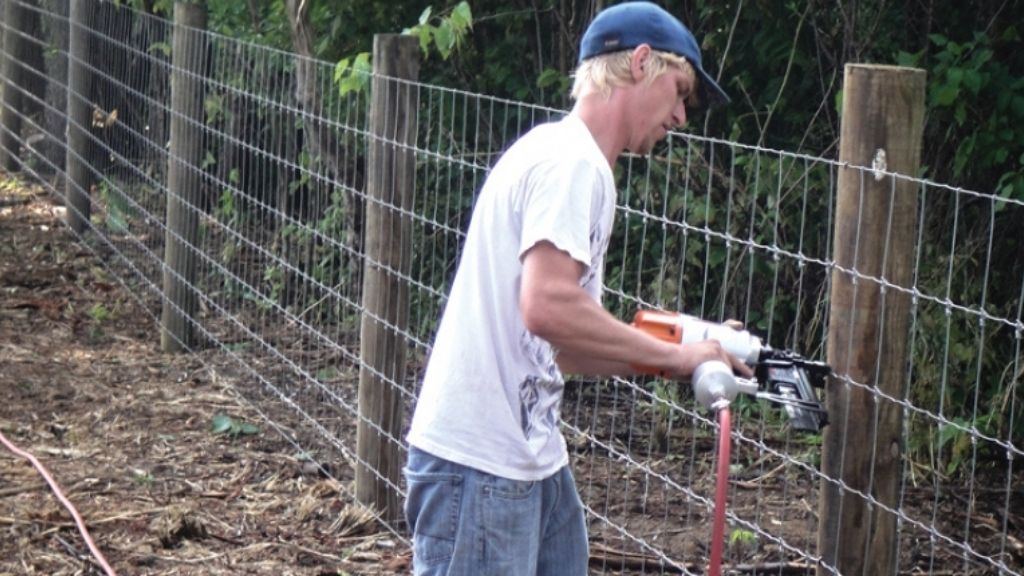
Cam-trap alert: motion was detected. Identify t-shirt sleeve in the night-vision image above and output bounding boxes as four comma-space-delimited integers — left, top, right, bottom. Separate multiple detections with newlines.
517, 157, 603, 271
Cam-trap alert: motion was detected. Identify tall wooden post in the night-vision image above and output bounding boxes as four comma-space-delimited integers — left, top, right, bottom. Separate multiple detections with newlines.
818, 64, 925, 575
65, 0, 93, 232
1, 0, 26, 172
41, 0, 70, 178
356, 34, 419, 522
160, 2, 207, 352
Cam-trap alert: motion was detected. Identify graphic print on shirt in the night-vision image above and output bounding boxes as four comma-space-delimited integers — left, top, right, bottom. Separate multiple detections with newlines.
518, 330, 562, 441
518, 212, 609, 442
519, 376, 563, 440
580, 224, 608, 290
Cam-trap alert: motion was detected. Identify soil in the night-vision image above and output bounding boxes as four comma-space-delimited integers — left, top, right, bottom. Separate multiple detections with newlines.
1, 174, 409, 575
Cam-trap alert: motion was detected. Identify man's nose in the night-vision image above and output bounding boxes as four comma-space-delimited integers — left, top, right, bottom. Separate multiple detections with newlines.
672, 101, 688, 129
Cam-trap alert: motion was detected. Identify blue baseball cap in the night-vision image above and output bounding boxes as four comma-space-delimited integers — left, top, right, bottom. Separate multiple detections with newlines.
579, 1, 730, 107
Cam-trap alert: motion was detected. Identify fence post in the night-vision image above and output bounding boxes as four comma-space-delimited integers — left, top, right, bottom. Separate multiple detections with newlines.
65, 0, 93, 232
1, 0, 26, 172
42, 0, 70, 178
356, 33, 419, 522
818, 64, 925, 575
160, 2, 207, 353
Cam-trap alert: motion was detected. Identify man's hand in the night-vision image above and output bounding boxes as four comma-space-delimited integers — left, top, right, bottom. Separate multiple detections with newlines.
668, 339, 753, 380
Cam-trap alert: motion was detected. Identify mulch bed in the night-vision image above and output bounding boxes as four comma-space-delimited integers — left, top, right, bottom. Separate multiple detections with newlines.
0, 172, 409, 575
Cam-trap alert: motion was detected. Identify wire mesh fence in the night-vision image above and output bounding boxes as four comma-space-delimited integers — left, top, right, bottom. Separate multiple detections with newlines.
1, 1, 1021, 574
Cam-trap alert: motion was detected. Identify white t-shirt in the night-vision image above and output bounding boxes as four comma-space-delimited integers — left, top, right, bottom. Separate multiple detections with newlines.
407, 114, 616, 481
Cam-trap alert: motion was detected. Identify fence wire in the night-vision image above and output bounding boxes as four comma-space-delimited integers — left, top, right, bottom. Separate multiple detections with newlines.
1, 1, 1021, 574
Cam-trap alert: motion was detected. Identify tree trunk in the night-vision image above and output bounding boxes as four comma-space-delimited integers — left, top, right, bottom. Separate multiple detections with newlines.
284, 0, 352, 224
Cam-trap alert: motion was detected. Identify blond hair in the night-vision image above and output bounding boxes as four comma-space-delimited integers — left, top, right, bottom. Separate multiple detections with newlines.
571, 49, 697, 103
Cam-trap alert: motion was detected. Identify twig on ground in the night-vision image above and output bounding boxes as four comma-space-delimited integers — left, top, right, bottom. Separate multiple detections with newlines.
0, 483, 45, 497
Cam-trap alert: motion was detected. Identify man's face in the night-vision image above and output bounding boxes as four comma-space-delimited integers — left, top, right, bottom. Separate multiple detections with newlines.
627, 64, 696, 155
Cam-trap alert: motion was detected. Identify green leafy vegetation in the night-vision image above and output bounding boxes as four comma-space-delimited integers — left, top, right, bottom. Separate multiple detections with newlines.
403, 2, 473, 60
88, 303, 110, 324
210, 413, 260, 438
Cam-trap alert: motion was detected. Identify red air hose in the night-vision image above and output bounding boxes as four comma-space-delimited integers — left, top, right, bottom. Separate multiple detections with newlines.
0, 430, 118, 576
708, 403, 732, 576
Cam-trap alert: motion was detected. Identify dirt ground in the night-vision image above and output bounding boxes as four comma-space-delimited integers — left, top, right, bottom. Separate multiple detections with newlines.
2, 169, 1021, 576
0, 174, 409, 575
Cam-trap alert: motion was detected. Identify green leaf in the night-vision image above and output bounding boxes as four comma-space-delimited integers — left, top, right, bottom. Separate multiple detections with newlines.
928, 33, 948, 47
972, 48, 994, 67
668, 191, 687, 215
352, 52, 371, 76
537, 68, 563, 89
962, 69, 982, 95
707, 244, 727, 267
211, 414, 234, 434
953, 102, 966, 125
238, 422, 260, 435
934, 85, 959, 107
895, 50, 920, 67
148, 41, 171, 56
204, 94, 224, 123
415, 25, 433, 55
433, 21, 454, 59
334, 58, 350, 83
451, 1, 473, 33
946, 67, 963, 88
418, 6, 432, 26
89, 303, 110, 322
337, 52, 371, 96
1012, 96, 1024, 118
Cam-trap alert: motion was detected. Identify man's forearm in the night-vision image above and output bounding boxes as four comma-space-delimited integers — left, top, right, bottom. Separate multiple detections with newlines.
555, 351, 636, 377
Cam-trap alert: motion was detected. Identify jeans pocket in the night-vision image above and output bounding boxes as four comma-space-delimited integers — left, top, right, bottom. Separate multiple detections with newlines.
405, 470, 462, 565
488, 476, 538, 500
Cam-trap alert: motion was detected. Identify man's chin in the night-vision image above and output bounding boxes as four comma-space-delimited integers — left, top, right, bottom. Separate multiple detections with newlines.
628, 141, 655, 156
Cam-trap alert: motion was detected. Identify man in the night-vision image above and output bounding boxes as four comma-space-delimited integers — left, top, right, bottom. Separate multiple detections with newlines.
405, 2, 750, 574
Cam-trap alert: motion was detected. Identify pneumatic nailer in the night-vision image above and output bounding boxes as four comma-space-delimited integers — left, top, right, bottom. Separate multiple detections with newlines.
632, 310, 830, 432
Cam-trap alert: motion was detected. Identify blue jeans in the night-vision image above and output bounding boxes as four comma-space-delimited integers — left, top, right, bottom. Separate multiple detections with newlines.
403, 447, 589, 576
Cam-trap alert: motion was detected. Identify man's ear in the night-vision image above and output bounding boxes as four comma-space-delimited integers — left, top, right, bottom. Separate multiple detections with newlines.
630, 44, 652, 83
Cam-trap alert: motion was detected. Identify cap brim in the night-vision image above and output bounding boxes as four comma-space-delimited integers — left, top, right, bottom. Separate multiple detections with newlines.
693, 67, 730, 108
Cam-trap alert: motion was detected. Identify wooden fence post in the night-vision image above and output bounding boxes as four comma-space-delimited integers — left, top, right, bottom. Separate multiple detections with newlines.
65, 0, 93, 232
160, 2, 207, 353
356, 33, 419, 522
1, 0, 26, 172
818, 64, 926, 575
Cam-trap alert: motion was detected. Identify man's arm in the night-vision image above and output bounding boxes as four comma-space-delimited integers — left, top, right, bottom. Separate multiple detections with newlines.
519, 241, 751, 379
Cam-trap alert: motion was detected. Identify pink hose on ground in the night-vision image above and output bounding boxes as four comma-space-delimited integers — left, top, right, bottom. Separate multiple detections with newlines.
708, 404, 732, 576
0, 430, 118, 576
